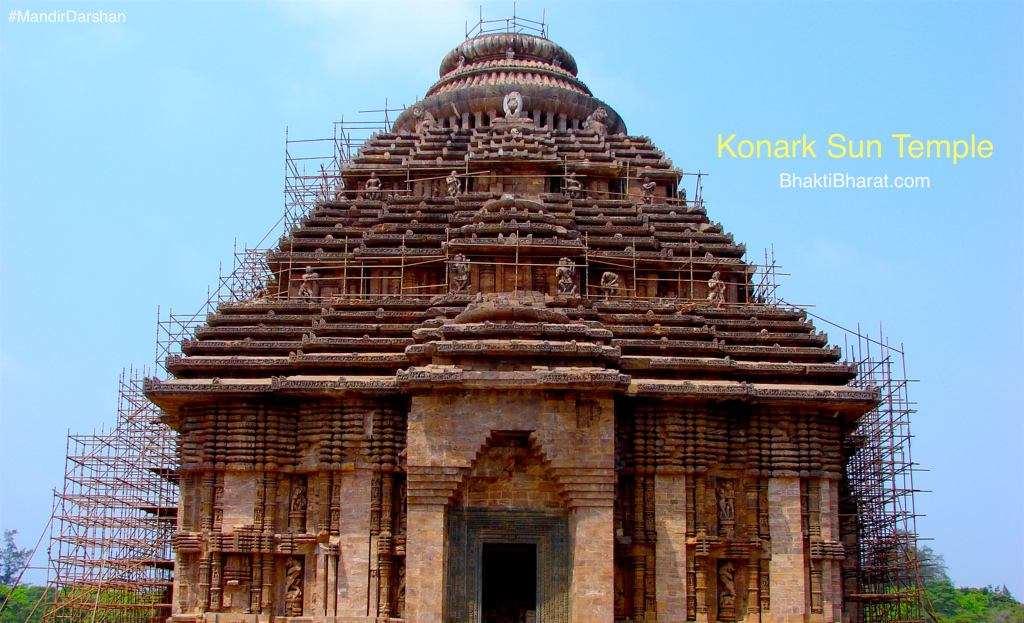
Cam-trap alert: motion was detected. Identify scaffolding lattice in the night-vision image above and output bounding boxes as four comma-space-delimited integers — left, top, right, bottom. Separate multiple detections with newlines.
45, 371, 178, 623
154, 116, 391, 375
827, 320, 924, 623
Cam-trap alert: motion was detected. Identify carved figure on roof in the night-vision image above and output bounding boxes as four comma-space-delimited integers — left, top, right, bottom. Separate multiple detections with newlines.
707, 271, 725, 308
641, 176, 656, 205
446, 171, 461, 198
506, 46, 515, 60
450, 253, 470, 293
297, 266, 319, 300
584, 106, 610, 136
679, 187, 687, 204
364, 172, 382, 201
503, 91, 523, 118
333, 176, 346, 200
412, 105, 438, 135
564, 171, 582, 199
556, 258, 578, 296
601, 271, 621, 299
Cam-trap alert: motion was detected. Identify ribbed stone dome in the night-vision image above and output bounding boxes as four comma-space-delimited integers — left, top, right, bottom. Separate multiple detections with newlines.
392, 33, 625, 135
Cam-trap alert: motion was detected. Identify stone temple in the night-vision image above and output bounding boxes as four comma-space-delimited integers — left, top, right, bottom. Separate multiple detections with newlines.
146, 30, 886, 623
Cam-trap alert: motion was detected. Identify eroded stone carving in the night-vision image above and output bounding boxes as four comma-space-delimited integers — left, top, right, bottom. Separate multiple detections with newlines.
707, 271, 725, 308
716, 480, 734, 521
556, 257, 578, 295
719, 559, 737, 616
285, 556, 303, 616
564, 171, 582, 199
412, 105, 438, 135
449, 253, 470, 293
364, 172, 382, 200
584, 106, 610, 136
503, 91, 524, 118
297, 266, 319, 300
601, 271, 621, 299
446, 170, 461, 197
641, 176, 656, 204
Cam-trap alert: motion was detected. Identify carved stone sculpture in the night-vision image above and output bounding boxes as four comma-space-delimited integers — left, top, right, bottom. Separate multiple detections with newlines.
641, 176, 656, 204
450, 253, 470, 293
564, 171, 582, 199
412, 105, 438, 135
584, 106, 610, 136
364, 172, 382, 200
446, 171, 461, 197
719, 560, 736, 614
285, 557, 303, 616
716, 480, 734, 522
297, 266, 319, 300
503, 91, 524, 118
556, 258, 578, 295
707, 271, 725, 308
601, 271, 620, 299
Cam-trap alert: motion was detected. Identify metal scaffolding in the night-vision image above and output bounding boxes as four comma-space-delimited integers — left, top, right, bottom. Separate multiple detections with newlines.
825, 319, 924, 623
45, 371, 177, 623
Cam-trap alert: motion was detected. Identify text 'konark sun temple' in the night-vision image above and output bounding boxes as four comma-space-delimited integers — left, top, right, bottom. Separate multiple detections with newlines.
142, 25, 918, 623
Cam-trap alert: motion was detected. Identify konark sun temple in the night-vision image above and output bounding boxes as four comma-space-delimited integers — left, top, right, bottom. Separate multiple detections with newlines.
129, 20, 919, 623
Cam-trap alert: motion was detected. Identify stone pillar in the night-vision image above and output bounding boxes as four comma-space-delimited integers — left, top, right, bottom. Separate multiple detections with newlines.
405, 493, 447, 623
656, 473, 688, 619
769, 476, 806, 622
570, 505, 614, 623
820, 478, 842, 623
334, 470, 373, 617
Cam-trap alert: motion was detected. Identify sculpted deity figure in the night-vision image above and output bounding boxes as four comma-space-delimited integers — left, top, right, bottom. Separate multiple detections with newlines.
412, 105, 438, 135
716, 480, 734, 521
641, 176, 656, 204
556, 258, 578, 295
450, 253, 470, 293
707, 271, 725, 308
446, 170, 461, 197
584, 106, 610, 136
291, 478, 307, 514
297, 266, 319, 300
503, 91, 524, 118
564, 171, 582, 199
364, 172, 382, 200
601, 271, 621, 299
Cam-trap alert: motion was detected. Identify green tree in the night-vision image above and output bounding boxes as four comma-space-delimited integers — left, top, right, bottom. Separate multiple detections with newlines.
0, 532, 32, 587
0, 585, 47, 623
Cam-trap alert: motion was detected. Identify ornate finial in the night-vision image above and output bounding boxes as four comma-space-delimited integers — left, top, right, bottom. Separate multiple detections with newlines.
503, 91, 523, 118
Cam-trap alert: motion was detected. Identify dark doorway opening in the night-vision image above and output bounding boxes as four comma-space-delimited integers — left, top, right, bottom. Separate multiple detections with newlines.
481, 543, 537, 623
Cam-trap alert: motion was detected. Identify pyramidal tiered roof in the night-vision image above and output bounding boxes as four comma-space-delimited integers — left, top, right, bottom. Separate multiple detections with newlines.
147, 30, 876, 429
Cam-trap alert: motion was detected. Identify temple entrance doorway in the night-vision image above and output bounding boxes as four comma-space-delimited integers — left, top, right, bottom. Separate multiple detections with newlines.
481, 543, 537, 623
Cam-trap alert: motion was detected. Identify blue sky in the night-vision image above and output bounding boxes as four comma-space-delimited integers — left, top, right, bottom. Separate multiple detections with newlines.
1, 0, 1021, 595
